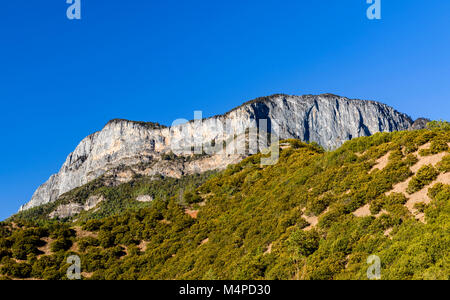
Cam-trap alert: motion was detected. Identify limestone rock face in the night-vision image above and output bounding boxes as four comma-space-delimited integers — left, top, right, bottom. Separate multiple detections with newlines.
21, 94, 413, 211
48, 195, 104, 219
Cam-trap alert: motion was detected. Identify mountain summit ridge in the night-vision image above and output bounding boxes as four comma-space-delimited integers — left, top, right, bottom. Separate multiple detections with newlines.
21, 94, 414, 211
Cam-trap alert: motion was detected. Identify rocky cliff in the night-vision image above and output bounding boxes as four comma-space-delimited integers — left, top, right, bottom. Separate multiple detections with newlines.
20, 94, 413, 211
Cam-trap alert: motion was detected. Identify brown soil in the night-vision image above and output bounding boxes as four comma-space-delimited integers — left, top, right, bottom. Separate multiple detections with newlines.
185, 209, 199, 219
370, 152, 391, 172
264, 243, 273, 255
302, 207, 329, 231
384, 228, 393, 238
405, 172, 450, 222
411, 152, 447, 173
81, 272, 93, 279
74, 226, 98, 238
138, 240, 149, 252
38, 237, 53, 257
353, 203, 371, 217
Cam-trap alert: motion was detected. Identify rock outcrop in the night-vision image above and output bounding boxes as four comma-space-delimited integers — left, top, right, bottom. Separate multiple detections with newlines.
136, 195, 153, 203
48, 195, 104, 219
411, 118, 431, 130
21, 94, 413, 211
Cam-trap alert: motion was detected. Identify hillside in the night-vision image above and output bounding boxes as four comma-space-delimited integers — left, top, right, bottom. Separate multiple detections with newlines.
21, 94, 413, 212
1, 122, 449, 280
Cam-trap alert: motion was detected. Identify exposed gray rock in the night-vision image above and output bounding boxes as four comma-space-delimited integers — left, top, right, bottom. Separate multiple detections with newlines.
411, 118, 431, 130
136, 195, 153, 203
48, 195, 104, 219
21, 94, 413, 211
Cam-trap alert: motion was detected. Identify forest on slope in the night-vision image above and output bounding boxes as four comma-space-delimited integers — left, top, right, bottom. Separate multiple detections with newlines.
1, 121, 449, 280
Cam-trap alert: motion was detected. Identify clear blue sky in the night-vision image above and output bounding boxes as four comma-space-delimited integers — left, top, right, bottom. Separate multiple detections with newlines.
0, 0, 449, 220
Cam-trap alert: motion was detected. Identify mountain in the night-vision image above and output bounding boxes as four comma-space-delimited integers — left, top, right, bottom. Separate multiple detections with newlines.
20, 94, 413, 212
2, 123, 449, 280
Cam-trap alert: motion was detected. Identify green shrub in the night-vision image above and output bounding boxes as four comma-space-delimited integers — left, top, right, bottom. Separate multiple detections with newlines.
437, 154, 450, 173
407, 165, 439, 194
427, 120, 450, 131
50, 238, 73, 252
78, 237, 100, 252
389, 149, 403, 161
3, 127, 449, 280
183, 191, 202, 204
83, 220, 103, 231
404, 143, 418, 154
413, 202, 427, 213
418, 149, 432, 157
404, 154, 419, 166
0, 259, 32, 279
288, 230, 320, 257
430, 139, 449, 154
11, 233, 43, 260
428, 183, 444, 200
370, 196, 385, 215
386, 193, 408, 206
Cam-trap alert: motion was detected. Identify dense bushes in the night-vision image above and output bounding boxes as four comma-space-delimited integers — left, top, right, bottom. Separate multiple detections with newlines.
10, 171, 217, 223
0, 259, 32, 279
288, 230, 320, 257
437, 154, 450, 173
183, 191, 202, 204
407, 165, 439, 194
2, 126, 449, 280
50, 238, 73, 252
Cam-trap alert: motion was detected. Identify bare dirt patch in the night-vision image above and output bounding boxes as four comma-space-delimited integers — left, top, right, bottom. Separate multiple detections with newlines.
387, 149, 447, 196
138, 240, 149, 252
388, 178, 412, 196
384, 228, 393, 238
405, 172, 450, 221
370, 152, 391, 172
38, 237, 53, 257
417, 143, 431, 153
355, 151, 364, 157
411, 152, 448, 173
74, 226, 98, 238
185, 209, 199, 219
302, 207, 329, 231
82, 272, 93, 279
302, 215, 318, 231
375, 209, 389, 218
353, 203, 371, 217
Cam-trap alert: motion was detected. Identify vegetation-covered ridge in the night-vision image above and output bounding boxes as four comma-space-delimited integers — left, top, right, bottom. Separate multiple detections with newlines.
1, 121, 449, 280
11, 170, 217, 223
